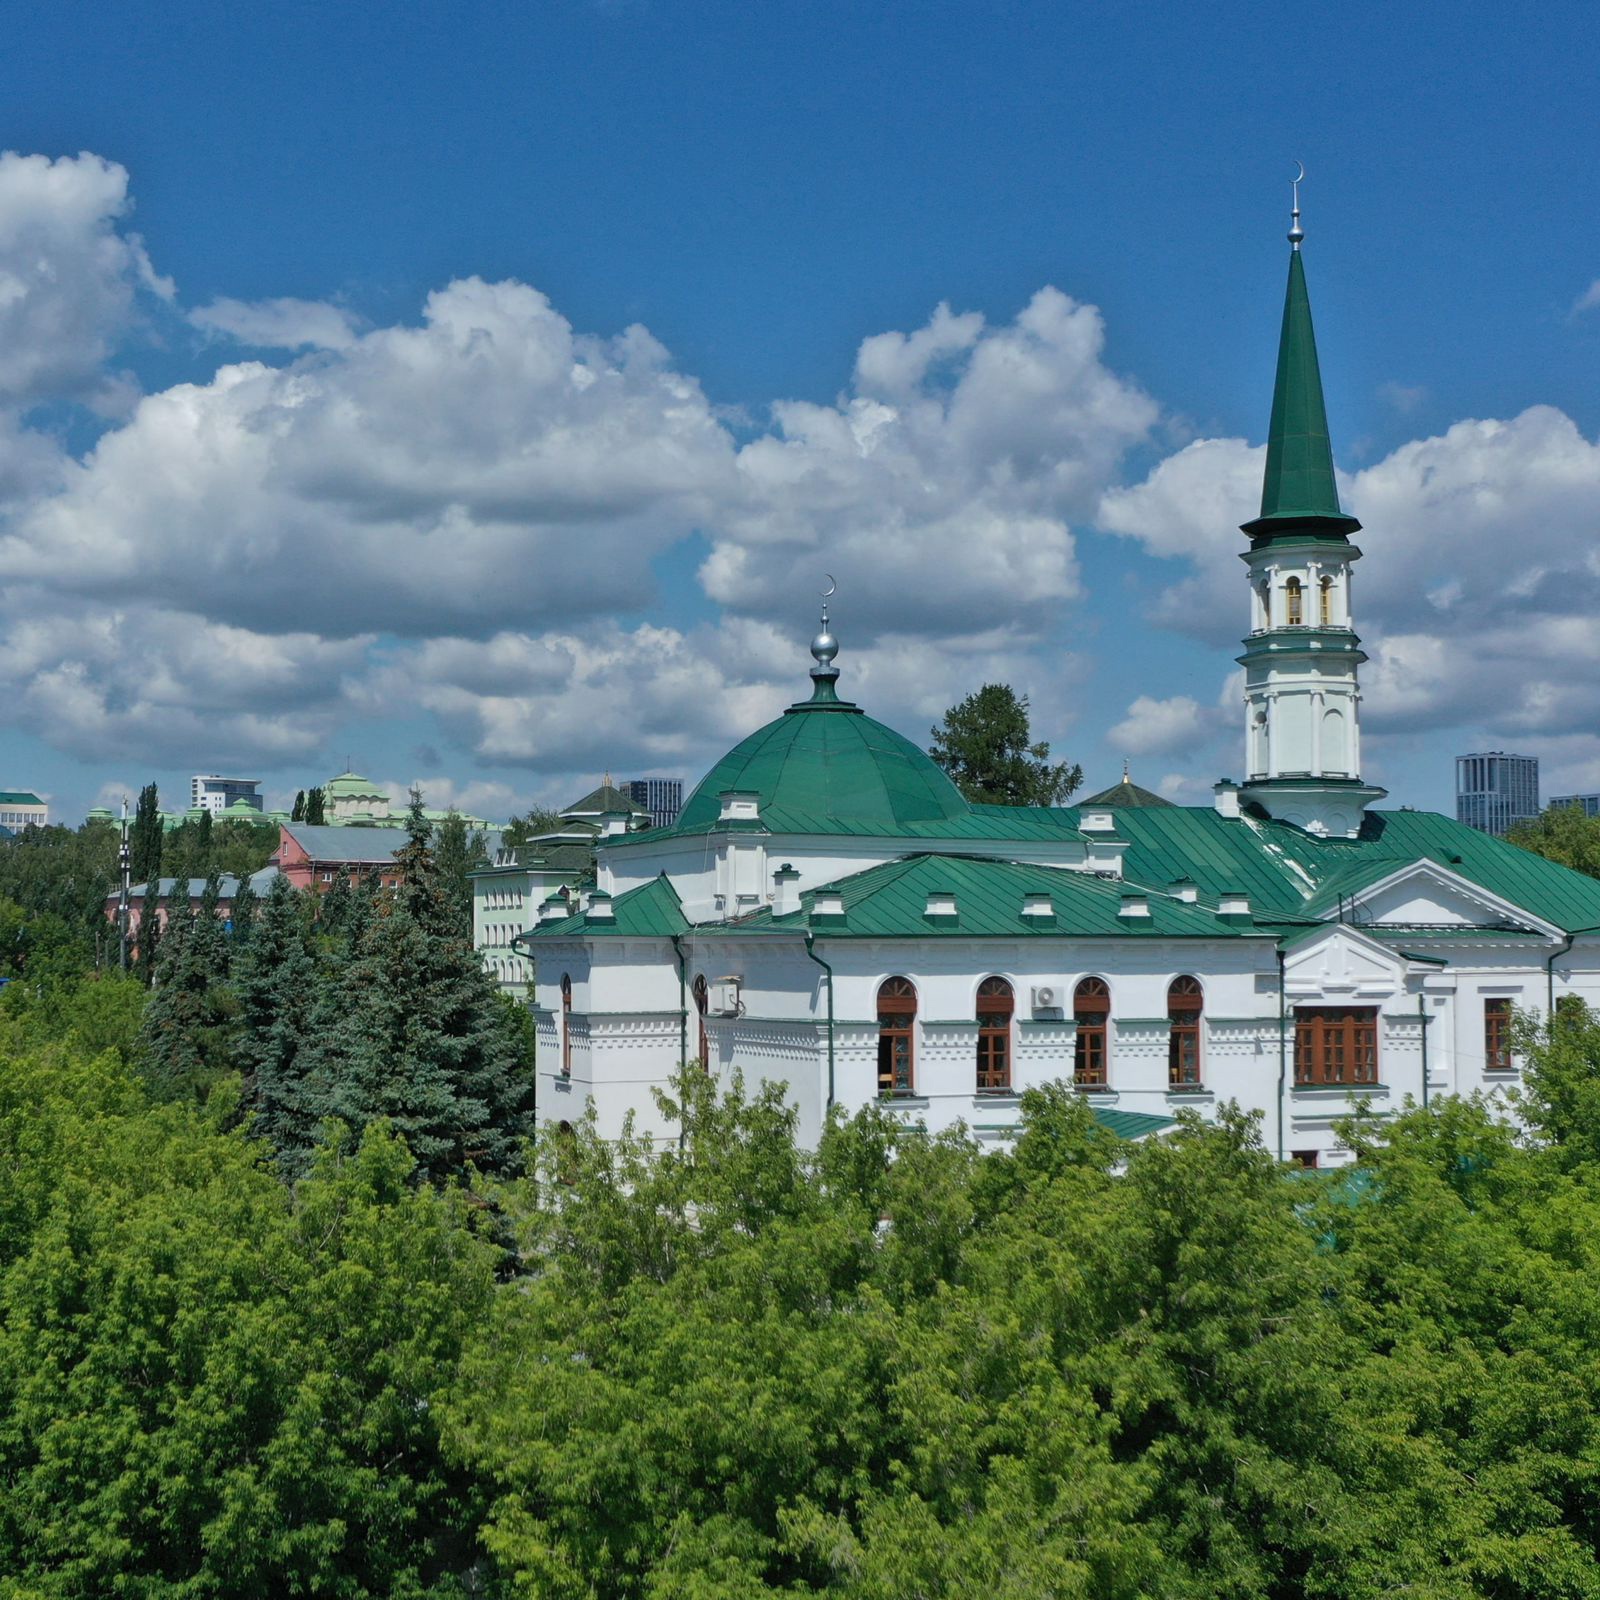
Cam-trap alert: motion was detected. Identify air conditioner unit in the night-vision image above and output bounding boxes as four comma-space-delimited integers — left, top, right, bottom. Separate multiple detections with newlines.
712, 978, 743, 1017
1031, 984, 1061, 1010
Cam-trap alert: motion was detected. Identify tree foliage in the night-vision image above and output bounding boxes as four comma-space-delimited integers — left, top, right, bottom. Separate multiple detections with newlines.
8, 946, 1600, 1594
1509, 804, 1600, 880
130, 781, 163, 887
503, 807, 563, 849
929, 683, 1082, 807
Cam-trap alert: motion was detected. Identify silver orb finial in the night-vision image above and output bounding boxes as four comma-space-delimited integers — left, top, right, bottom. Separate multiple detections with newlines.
1288, 161, 1305, 249
810, 575, 841, 687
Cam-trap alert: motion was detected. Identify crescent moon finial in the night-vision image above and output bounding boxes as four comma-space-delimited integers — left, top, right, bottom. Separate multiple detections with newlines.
1288, 161, 1305, 250
822, 574, 836, 598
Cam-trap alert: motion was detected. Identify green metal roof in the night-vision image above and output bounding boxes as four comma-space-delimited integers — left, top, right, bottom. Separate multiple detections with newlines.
1242, 246, 1361, 542
1080, 773, 1175, 808
563, 782, 650, 819
0, 791, 44, 806
529, 873, 688, 940
711, 853, 1260, 940
324, 771, 388, 800
1110, 805, 1600, 936
611, 685, 973, 844
1091, 1108, 1178, 1141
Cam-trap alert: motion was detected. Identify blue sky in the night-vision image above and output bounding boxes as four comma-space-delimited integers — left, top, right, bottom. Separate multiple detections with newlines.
3, 0, 1599, 824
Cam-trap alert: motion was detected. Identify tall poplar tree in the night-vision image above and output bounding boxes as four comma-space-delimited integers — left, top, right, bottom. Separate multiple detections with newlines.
130, 782, 163, 887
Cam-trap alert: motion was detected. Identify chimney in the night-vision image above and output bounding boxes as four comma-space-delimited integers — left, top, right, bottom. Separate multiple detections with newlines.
924, 890, 958, 921
1169, 877, 1199, 903
584, 890, 614, 923
1021, 892, 1054, 919
1118, 891, 1151, 918
1214, 780, 1241, 819
772, 862, 800, 917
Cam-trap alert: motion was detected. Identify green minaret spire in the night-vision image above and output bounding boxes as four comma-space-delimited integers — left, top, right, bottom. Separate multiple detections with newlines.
1241, 182, 1360, 542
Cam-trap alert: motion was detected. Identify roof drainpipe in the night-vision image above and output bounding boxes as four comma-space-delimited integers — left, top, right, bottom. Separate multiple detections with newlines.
1276, 948, 1288, 1163
1546, 926, 1600, 1029
1418, 992, 1430, 1109
803, 933, 835, 1115
669, 934, 689, 1151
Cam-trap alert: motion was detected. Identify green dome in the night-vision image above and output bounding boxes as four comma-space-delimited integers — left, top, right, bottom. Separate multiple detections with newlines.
675, 694, 971, 834
325, 771, 387, 801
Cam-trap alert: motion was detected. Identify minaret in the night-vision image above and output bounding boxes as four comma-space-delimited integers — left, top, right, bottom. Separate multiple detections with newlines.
1235, 171, 1384, 838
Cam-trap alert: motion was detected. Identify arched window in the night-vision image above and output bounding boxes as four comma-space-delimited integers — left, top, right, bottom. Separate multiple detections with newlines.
1257, 579, 1271, 629
1319, 574, 1334, 626
1168, 975, 1203, 1086
1073, 977, 1110, 1088
693, 974, 709, 1069
1284, 577, 1303, 626
560, 973, 572, 1079
877, 977, 917, 1097
556, 1119, 577, 1185
976, 976, 1014, 1091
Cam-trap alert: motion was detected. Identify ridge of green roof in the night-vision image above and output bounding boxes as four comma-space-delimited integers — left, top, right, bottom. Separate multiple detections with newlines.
1243, 247, 1360, 541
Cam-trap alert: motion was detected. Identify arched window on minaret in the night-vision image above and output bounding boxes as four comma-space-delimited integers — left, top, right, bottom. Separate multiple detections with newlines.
1257, 579, 1271, 629
1320, 575, 1334, 625
1284, 577, 1303, 626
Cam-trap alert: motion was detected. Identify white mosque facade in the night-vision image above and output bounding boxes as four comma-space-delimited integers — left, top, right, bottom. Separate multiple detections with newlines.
518, 217, 1600, 1167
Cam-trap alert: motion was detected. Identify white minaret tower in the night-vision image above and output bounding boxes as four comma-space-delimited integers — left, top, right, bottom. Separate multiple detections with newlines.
1235, 170, 1384, 838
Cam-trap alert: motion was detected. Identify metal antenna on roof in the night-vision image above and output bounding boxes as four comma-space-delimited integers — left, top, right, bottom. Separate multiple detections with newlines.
1288, 160, 1305, 250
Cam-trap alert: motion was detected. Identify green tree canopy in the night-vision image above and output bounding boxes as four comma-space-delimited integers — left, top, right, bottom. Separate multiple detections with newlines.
503, 807, 562, 848
1509, 804, 1600, 880
929, 684, 1082, 807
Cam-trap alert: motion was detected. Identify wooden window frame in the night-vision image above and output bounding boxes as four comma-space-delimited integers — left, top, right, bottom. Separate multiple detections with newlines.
1293, 1006, 1379, 1086
560, 973, 573, 1079
1319, 574, 1334, 625
877, 976, 917, 1098
1073, 977, 1110, 1089
1484, 997, 1513, 1070
1167, 975, 1203, 1087
1285, 577, 1304, 626
976, 975, 1014, 1092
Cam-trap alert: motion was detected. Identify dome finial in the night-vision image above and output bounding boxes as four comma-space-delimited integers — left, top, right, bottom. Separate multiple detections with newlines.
1288, 160, 1305, 250
809, 574, 841, 700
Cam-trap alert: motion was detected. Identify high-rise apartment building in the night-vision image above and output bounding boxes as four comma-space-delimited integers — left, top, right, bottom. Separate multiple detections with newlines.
625, 777, 683, 829
191, 775, 264, 814
1551, 793, 1600, 818
1455, 752, 1540, 836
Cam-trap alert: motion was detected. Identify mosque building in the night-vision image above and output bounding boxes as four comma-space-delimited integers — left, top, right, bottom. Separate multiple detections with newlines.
520, 196, 1600, 1167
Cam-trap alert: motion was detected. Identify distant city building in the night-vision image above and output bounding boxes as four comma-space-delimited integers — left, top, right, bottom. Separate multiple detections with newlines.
625, 777, 683, 829
1551, 794, 1600, 818
103, 868, 279, 956
319, 769, 497, 831
0, 791, 48, 830
191, 774, 263, 814
472, 781, 650, 992
1456, 752, 1540, 836
274, 821, 505, 895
